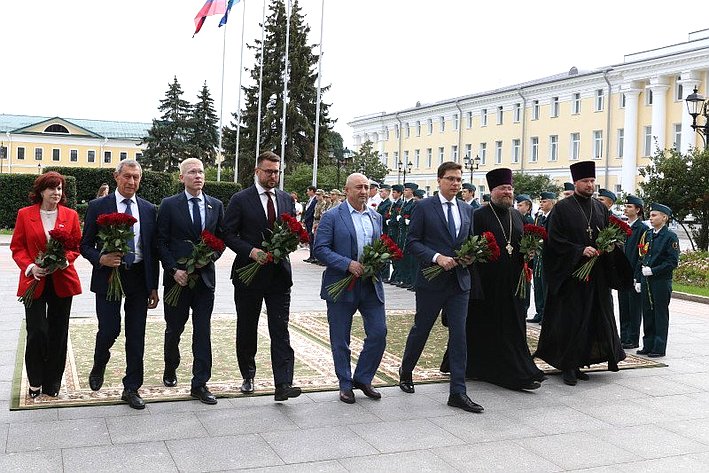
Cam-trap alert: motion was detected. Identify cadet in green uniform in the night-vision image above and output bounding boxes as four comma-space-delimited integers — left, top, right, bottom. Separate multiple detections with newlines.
461, 183, 481, 210
636, 203, 679, 358
528, 191, 556, 324
388, 184, 404, 284
597, 188, 617, 211
398, 183, 418, 288
562, 182, 574, 198
619, 195, 648, 348
482, 193, 491, 206
377, 184, 393, 282
515, 194, 534, 314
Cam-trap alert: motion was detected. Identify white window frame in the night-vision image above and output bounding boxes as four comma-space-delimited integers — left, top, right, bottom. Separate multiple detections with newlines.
481, 109, 488, 127
382, 152, 388, 167
427, 118, 433, 134
530, 137, 539, 162
512, 139, 520, 163
595, 89, 604, 111
88, 150, 96, 162
394, 125, 400, 139
644, 126, 653, 156
532, 100, 540, 120
438, 147, 444, 164
466, 111, 473, 129
451, 145, 458, 162
675, 77, 684, 102
620, 93, 626, 109
673, 123, 682, 149
593, 130, 603, 159
479, 142, 487, 165
439, 116, 445, 133
17, 146, 25, 160
645, 89, 653, 106
495, 141, 503, 164
384, 127, 390, 140
617, 129, 624, 158
570, 133, 580, 160
35, 147, 43, 160
514, 103, 521, 123
52, 148, 60, 161
464, 144, 472, 161
549, 135, 558, 161
414, 149, 420, 168
120, 151, 127, 161
572, 93, 581, 114
551, 97, 559, 118
416, 121, 421, 137
426, 148, 432, 167
104, 150, 112, 163
70, 149, 78, 162
496, 106, 503, 125
453, 113, 459, 131
405, 123, 410, 138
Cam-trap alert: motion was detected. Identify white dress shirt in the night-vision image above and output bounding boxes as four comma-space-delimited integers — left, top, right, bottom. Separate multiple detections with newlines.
115, 191, 142, 263
432, 193, 461, 263
185, 190, 206, 231
255, 181, 278, 219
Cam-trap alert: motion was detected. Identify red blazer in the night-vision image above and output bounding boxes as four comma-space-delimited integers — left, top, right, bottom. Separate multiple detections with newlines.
11, 204, 82, 299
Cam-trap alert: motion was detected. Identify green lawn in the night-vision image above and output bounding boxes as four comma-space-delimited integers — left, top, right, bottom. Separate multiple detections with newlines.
0, 229, 12, 235
674, 283, 709, 298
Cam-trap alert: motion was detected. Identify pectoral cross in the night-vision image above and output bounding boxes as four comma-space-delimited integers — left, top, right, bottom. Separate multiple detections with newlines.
506, 243, 513, 255
586, 225, 593, 241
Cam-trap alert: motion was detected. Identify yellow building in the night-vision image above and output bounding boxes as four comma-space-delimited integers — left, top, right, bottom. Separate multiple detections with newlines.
0, 115, 150, 174
349, 30, 709, 197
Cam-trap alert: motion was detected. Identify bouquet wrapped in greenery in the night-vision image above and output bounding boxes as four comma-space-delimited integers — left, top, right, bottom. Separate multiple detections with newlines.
422, 231, 500, 281
573, 215, 631, 282
97, 212, 137, 301
515, 224, 547, 299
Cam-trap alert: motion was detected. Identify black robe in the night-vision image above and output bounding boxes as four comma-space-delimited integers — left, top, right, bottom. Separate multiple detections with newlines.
534, 193, 631, 371
466, 203, 545, 389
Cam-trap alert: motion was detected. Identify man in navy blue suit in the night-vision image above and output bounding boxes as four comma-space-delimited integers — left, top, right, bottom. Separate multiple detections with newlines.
399, 161, 483, 413
80, 159, 159, 410
314, 173, 387, 404
157, 158, 225, 405
223, 151, 301, 401
302, 185, 318, 263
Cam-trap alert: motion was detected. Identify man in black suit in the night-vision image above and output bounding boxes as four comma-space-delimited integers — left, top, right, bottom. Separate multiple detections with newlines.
302, 185, 318, 263
399, 161, 483, 413
80, 159, 159, 410
223, 151, 301, 401
157, 158, 225, 405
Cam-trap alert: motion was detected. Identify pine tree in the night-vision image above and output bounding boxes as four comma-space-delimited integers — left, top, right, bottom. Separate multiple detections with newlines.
190, 81, 220, 167
345, 140, 389, 183
222, 0, 334, 186
141, 76, 193, 172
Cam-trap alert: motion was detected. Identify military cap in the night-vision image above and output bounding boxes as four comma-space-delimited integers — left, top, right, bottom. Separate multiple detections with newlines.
515, 194, 532, 204
391, 184, 404, 193
413, 189, 425, 198
380, 184, 391, 190
540, 191, 556, 200
403, 182, 419, 190
462, 183, 475, 191
626, 195, 644, 207
598, 188, 617, 202
482, 193, 491, 202
570, 161, 595, 182
649, 202, 672, 217
563, 182, 575, 191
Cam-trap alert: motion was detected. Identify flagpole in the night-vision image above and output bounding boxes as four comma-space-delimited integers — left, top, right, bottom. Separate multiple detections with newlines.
312, 0, 325, 187
279, 0, 291, 191
255, 0, 267, 162
234, 0, 247, 184
216, 22, 228, 182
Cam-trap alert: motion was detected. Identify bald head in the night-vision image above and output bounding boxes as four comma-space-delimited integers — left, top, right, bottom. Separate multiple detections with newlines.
344, 173, 370, 210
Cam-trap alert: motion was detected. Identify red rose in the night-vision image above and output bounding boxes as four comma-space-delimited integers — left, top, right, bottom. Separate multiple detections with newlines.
201, 230, 226, 252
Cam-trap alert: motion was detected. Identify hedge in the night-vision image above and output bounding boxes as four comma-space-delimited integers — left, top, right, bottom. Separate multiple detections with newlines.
201, 180, 242, 207
0, 173, 77, 228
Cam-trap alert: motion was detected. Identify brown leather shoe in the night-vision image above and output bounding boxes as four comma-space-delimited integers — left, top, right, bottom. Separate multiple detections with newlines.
339, 389, 355, 404
353, 381, 381, 399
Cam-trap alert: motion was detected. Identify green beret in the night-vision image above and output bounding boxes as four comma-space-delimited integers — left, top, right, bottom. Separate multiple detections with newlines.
515, 194, 532, 204
598, 189, 617, 202
649, 202, 672, 217
413, 189, 425, 198
540, 191, 556, 200
380, 184, 391, 190
563, 182, 574, 191
403, 182, 419, 190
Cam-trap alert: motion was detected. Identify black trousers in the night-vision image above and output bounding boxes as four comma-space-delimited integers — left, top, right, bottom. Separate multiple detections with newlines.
24, 275, 72, 388
234, 285, 294, 386
93, 263, 148, 390
164, 277, 214, 389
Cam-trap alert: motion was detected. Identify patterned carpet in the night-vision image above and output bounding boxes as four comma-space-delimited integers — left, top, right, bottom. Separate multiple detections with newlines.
11, 311, 665, 409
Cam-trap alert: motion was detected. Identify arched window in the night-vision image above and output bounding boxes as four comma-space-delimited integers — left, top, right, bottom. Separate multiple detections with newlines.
44, 124, 69, 133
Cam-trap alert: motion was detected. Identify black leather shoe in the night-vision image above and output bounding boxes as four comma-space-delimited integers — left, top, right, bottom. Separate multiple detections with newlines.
575, 369, 590, 381
42, 382, 61, 397
636, 348, 651, 355
89, 365, 105, 391
121, 389, 145, 410
647, 352, 665, 358
28, 388, 41, 399
339, 389, 355, 404
274, 384, 302, 401
240, 378, 254, 394
520, 381, 542, 390
562, 369, 577, 386
191, 386, 218, 405
163, 368, 177, 387
398, 368, 415, 394
621, 342, 639, 349
353, 381, 381, 399
447, 393, 484, 413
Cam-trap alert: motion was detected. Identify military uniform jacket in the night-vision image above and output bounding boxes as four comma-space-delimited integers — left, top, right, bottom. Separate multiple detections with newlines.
624, 219, 649, 273
635, 226, 680, 282
377, 199, 392, 233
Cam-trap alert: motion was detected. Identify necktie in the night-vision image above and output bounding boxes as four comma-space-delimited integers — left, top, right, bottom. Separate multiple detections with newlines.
123, 199, 136, 268
190, 197, 202, 235
446, 202, 456, 239
266, 191, 276, 228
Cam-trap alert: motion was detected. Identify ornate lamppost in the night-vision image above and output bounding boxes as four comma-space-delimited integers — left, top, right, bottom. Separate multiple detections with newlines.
397, 157, 412, 184
464, 154, 481, 183
685, 87, 709, 150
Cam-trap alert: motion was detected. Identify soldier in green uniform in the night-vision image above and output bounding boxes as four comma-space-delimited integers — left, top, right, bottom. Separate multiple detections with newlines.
398, 183, 418, 288
388, 184, 404, 285
597, 188, 617, 211
515, 194, 535, 224
461, 183, 481, 210
377, 184, 393, 282
562, 182, 574, 198
619, 195, 648, 348
482, 193, 491, 206
636, 203, 680, 358
527, 191, 556, 324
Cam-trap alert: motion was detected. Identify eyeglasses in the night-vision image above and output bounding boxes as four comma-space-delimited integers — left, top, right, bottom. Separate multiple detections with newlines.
441, 176, 463, 183
258, 168, 280, 176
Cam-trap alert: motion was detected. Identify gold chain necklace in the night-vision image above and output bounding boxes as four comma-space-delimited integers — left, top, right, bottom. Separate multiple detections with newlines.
572, 194, 595, 241
489, 204, 513, 256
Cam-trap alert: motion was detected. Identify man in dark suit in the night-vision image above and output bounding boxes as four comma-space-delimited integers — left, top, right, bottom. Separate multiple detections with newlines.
302, 185, 318, 263
314, 173, 386, 404
223, 151, 301, 401
157, 158, 225, 405
399, 161, 483, 413
80, 159, 159, 410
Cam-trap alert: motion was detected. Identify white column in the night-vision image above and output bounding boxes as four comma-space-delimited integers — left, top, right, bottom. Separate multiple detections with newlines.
621, 86, 642, 194
678, 70, 702, 153
647, 76, 670, 152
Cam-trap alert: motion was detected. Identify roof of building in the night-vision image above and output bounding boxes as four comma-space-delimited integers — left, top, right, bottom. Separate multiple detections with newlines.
0, 114, 151, 140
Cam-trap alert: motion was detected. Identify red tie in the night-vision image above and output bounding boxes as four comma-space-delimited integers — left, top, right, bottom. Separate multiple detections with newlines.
266, 191, 276, 228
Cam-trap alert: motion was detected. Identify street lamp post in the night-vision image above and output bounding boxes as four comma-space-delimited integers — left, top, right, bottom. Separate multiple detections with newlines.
464, 154, 481, 183
397, 158, 412, 184
685, 87, 709, 150
336, 147, 354, 188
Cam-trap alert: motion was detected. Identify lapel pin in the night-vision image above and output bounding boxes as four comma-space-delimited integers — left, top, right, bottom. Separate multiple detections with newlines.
207, 204, 213, 209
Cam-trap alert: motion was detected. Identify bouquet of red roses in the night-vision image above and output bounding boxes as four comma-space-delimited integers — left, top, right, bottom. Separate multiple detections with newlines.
326, 234, 403, 301
515, 224, 548, 299
18, 227, 79, 308
573, 215, 632, 282
637, 232, 653, 309
164, 230, 225, 307
96, 212, 137, 301
235, 213, 309, 285
422, 231, 500, 281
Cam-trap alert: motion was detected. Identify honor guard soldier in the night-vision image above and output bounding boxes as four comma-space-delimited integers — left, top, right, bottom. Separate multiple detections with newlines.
397, 183, 418, 289
527, 191, 556, 324
387, 185, 404, 284
597, 189, 617, 211
481, 193, 491, 206
515, 194, 535, 224
377, 184, 393, 281
461, 183, 480, 210
562, 182, 575, 198
619, 195, 648, 348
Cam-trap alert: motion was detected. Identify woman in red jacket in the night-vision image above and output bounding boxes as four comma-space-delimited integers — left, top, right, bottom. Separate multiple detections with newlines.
11, 172, 82, 398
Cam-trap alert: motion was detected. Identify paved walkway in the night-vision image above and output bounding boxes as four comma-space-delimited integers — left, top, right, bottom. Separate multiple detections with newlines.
1, 239, 709, 472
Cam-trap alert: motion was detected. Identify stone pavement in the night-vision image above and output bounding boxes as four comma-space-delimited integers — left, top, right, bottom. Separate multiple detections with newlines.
1, 236, 709, 472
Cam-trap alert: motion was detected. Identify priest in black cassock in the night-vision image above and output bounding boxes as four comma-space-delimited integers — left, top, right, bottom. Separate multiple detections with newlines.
534, 161, 632, 386
466, 168, 545, 391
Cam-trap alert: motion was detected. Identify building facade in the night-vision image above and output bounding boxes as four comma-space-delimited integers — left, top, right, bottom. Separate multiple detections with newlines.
349, 30, 709, 197
0, 115, 150, 174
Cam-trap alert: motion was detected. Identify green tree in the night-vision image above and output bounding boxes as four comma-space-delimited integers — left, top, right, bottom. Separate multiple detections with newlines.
190, 81, 220, 167
141, 76, 193, 172
222, 0, 334, 187
640, 147, 709, 251
285, 162, 339, 196
344, 140, 388, 182
512, 172, 562, 199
